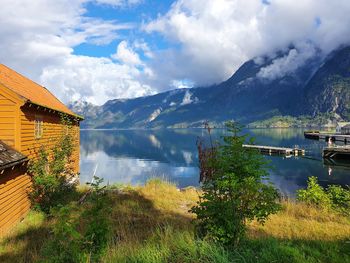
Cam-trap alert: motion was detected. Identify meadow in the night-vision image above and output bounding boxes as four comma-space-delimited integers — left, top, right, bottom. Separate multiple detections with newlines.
1, 179, 349, 263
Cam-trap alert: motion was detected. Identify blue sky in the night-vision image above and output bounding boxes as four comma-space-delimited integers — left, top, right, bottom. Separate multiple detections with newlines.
74, 1, 175, 58
0, 0, 349, 105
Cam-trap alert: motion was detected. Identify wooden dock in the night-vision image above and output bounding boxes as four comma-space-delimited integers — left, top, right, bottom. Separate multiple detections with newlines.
243, 144, 305, 156
323, 146, 350, 159
304, 132, 350, 143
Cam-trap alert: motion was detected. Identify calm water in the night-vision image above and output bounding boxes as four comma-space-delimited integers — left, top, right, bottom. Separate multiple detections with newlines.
79, 129, 350, 196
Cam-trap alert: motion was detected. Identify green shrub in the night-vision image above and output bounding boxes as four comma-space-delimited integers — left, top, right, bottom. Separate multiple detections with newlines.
41, 176, 111, 263
327, 185, 350, 216
297, 176, 350, 216
41, 204, 85, 263
296, 176, 332, 209
191, 122, 281, 247
82, 176, 112, 261
28, 115, 76, 214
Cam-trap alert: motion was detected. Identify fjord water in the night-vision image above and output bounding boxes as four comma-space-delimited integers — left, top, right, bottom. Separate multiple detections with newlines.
80, 129, 350, 196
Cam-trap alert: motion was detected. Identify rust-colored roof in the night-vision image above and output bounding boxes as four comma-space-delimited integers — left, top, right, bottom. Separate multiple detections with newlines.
0, 141, 27, 171
0, 64, 80, 118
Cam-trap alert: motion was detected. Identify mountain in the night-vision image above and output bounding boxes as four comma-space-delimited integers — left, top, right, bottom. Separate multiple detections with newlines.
70, 46, 350, 129
304, 46, 350, 120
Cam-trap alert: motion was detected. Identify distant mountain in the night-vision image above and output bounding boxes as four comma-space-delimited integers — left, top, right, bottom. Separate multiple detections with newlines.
69, 45, 350, 129
304, 46, 350, 120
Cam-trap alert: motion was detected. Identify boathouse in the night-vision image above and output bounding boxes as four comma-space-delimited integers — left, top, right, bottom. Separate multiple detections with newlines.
0, 64, 82, 234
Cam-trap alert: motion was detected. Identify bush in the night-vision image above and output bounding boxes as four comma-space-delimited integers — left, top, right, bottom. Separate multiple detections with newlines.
191, 122, 281, 247
41, 204, 85, 263
28, 115, 76, 214
297, 176, 350, 216
42, 177, 111, 263
296, 176, 332, 209
327, 185, 350, 216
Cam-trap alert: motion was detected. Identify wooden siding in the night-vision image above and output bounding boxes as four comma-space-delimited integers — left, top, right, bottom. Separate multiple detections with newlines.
0, 85, 80, 236
0, 167, 31, 235
20, 105, 80, 173
0, 94, 16, 148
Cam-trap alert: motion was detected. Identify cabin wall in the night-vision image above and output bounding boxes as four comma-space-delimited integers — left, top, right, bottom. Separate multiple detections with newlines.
20, 105, 80, 174
0, 93, 17, 148
0, 166, 31, 235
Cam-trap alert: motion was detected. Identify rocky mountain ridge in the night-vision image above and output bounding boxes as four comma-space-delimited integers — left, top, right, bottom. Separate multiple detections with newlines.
69, 45, 350, 129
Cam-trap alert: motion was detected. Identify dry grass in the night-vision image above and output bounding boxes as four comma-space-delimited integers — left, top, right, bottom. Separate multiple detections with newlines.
249, 201, 350, 241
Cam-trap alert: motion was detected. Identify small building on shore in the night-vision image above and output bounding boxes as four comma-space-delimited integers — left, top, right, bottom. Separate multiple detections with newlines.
341, 124, 350, 135
336, 122, 350, 133
0, 64, 83, 235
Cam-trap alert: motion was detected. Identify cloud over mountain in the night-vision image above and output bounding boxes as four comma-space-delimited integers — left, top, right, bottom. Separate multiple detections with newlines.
145, 0, 350, 89
0, 0, 349, 105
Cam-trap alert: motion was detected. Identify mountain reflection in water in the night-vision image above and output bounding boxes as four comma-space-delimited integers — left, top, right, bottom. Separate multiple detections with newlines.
80, 129, 350, 197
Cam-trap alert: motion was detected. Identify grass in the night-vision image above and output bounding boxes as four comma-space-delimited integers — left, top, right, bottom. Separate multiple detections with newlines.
1, 179, 350, 263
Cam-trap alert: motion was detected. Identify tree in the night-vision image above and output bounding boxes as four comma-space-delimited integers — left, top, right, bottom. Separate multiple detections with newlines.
191, 122, 281, 247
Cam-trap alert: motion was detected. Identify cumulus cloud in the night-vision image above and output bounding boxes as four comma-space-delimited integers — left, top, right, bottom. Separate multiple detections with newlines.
112, 41, 142, 65
0, 0, 150, 105
145, 0, 350, 89
40, 55, 153, 104
1, 0, 350, 105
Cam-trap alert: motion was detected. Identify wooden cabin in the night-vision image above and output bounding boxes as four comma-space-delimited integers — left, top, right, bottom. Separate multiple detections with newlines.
0, 64, 82, 234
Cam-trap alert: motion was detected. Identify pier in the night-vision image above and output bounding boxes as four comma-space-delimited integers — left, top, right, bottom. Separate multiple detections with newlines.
243, 144, 305, 156
323, 146, 350, 159
304, 131, 350, 143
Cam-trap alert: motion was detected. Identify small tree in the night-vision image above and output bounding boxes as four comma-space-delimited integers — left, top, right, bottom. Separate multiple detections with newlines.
191, 122, 280, 247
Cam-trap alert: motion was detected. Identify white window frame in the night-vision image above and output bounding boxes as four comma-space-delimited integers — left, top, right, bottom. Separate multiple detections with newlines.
34, 116, 43, 139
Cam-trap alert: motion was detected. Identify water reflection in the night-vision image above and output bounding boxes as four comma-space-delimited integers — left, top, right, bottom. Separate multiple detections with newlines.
80, 129, 350, 196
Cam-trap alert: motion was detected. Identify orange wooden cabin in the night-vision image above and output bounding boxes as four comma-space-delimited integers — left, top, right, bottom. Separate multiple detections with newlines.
0, 64, 82, 234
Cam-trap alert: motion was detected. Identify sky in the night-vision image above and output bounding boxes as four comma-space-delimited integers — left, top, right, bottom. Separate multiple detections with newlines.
0, 0, 350, 105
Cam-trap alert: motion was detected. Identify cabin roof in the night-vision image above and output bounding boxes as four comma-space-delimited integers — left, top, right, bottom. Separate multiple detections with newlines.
0, 141, 28, 171
341, 124, 350, 129
0, 64, 82, 119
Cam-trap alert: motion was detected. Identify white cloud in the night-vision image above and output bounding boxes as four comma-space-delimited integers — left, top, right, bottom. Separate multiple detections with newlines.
145, 0, 350, 89
0, 0, 151, 105
1, 0, 350, 106
40, 55, 153, 104
257, 42, 318, 80
93, 0, 142, 8
112, 41, 142, 65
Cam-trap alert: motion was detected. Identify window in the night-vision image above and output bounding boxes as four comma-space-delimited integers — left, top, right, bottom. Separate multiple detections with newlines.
34, 116, 43, 139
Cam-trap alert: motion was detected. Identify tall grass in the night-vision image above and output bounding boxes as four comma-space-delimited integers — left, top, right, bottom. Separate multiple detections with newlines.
1, 179, 349, 263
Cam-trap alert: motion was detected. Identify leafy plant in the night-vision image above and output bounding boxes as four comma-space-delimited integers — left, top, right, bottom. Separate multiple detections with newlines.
327, 185, 350, 216
28, 114, 76, 214
82, 176, 112, 261
297, 176, 350, 216
191, 122, 281, 247
41, 204, 85, 263
296, 176, 332, 209
41, 176, 111, 263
